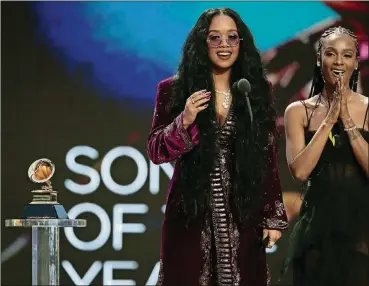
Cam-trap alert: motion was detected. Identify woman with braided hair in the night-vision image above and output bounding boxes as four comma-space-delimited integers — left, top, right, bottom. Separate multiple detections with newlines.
283, 26, 369, 285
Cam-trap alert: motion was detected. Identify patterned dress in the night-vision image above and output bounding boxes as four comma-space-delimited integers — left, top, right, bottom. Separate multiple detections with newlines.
202, 106, 240, 285
147, 77, 288, 286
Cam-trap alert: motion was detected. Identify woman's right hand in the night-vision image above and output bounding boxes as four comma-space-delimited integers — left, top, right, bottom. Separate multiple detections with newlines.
325, 79, 341, 125
183, 90, 211, 128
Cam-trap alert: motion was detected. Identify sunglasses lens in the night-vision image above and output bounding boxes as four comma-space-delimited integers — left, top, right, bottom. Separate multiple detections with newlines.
208, 36, 221, 47
227, 35, 239, 46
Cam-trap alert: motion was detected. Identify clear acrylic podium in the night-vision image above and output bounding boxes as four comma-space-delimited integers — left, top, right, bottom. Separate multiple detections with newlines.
5, 218, 86, 285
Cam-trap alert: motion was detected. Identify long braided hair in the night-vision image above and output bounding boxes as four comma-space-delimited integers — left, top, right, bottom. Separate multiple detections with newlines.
309, 26, 360, 101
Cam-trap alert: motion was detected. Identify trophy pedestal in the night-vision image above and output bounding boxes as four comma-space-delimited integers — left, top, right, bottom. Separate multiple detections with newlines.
23, 203, 69, 219
5, 219, 86, 286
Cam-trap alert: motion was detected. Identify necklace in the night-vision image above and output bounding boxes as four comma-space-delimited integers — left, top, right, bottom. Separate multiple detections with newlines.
215, 89, 231, 109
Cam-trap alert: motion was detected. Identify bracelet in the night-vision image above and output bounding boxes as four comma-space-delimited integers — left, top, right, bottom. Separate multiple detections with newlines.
344, 126, 357, 131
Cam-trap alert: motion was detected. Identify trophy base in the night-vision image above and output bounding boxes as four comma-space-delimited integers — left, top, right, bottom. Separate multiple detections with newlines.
23, 203, 69, 219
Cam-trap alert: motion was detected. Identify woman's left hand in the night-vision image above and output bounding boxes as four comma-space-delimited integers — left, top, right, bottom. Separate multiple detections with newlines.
338, 74, 350, 119
262, 229, 282, 248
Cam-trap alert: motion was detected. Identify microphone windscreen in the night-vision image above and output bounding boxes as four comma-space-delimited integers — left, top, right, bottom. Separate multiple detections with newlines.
237, 78, 251, 94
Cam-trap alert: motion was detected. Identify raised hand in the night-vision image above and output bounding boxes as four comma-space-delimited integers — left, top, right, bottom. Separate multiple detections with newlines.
324, 78, 341, 125
338, 74, 351, 120
183, 90, 211, 128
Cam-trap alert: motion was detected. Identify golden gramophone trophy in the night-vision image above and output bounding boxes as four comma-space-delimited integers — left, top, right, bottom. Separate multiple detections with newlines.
5, 158, 87, 285
23, 158, 68, 218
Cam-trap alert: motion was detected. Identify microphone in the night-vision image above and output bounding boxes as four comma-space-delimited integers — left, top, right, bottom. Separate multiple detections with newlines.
233, 78, 253, 123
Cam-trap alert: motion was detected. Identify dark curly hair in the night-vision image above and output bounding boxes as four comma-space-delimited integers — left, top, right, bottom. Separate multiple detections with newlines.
170, 8, 276, 226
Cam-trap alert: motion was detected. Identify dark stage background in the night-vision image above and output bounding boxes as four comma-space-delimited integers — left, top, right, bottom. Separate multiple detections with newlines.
1, 1, 368, 285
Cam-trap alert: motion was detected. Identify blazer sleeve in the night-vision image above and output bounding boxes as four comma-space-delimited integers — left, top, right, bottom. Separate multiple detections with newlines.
259, 134, 289, 231
147, 78, 199, 165
259, 81, 288, 231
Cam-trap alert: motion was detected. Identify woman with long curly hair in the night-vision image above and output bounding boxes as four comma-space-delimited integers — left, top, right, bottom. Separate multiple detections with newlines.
147, 8, 288, 285
283, 26, 369, 286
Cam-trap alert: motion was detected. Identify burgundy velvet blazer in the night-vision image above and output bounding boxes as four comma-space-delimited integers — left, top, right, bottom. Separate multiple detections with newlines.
147, 77, 288, 286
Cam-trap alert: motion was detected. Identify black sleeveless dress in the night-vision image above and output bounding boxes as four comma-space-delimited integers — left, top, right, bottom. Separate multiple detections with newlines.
283, 102, 369, 286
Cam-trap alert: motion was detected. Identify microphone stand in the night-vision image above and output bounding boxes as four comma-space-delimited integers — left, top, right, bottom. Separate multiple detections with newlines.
244, 92, 254, 138
244, 92, 253, 125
